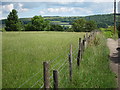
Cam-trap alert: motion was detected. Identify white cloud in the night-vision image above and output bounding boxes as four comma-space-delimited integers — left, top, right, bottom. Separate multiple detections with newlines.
17, 3, 29, 12
47, 7, 74, 13
40, 11, 45, 14
0, 11, 2, 14
2, 4, 14, 12
100, 8, 113, 14
39, 7, 93, 16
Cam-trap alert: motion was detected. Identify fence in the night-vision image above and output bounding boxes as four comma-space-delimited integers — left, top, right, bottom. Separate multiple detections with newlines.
17, 31, 98, 89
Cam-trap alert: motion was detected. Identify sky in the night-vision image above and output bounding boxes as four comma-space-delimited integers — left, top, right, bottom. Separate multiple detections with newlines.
0, 0, 120, 20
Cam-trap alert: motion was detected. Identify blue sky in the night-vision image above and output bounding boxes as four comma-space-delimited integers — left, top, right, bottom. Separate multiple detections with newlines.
0, 1, 120, 20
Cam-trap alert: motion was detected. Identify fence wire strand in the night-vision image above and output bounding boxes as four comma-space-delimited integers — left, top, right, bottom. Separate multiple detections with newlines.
31, 76, 43, 88
17, 33, 91, 88
18, 71, 42, 88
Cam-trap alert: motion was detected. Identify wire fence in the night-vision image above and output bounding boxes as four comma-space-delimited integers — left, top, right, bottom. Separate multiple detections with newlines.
17, 31, 97, 89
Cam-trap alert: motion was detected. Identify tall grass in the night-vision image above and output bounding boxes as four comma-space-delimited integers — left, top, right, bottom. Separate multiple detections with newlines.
2, 31, 116, 88
58, 33, 117, 88
0, 32, 2, 89
2, 31, 85, 88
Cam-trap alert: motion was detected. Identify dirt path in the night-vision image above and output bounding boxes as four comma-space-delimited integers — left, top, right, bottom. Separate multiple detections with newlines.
107, 38, 120, 88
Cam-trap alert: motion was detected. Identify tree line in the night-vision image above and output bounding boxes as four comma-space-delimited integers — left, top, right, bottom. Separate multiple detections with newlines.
5, 9, 97, 32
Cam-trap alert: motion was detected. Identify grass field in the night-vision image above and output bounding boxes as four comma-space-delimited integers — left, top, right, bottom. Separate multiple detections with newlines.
0, 32, 2, 89
2, 31, 85, 88
2, 31, 116, 88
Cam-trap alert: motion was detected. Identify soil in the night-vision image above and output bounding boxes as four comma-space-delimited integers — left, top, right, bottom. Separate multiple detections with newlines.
107, 38, 120, 88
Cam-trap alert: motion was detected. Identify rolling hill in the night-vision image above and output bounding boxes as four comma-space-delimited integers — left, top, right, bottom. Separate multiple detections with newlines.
1, 14, 119, 28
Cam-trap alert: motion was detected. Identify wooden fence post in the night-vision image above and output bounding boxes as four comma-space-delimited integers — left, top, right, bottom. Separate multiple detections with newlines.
82, 38, 85, 52
79, 38, 81, 49
69, 44, 72, 81
53, 70, 58, 89
77, 38, 81, 66
85, 33, 88, 48
43, 62, 50, 89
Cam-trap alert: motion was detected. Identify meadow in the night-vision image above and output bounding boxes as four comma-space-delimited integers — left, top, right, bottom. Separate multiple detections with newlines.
2, 31, 116, 88
2, 31, 85, 88
0, 32, 2, 89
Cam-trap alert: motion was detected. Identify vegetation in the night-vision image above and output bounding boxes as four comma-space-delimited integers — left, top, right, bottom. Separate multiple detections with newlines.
3, 9, 96, 32
2, 11, 119, 30
25, 16, 50, 31
0, 32, 1, 89
5, 9, 23, 31
2, 31, 116, 88
50, 24, 64, 31
72, 19, 97, 32
99, 26, 118, 39
64, 33, 117, 88
2, 31, 85, 88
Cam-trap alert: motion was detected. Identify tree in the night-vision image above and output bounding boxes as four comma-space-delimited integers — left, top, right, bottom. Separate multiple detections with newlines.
50, 24, 64, 31
97, 22, 108, 28
5, 9, 22, 31
24, 23, 33, 31
30, 16, 50, 31
72, 19, 96, 32
72, 19, 86, 32
85, 21, 97, 32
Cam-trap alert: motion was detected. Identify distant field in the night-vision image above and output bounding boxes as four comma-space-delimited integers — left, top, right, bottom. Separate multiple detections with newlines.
2, 31, 85, 88
51, 21, 71, 26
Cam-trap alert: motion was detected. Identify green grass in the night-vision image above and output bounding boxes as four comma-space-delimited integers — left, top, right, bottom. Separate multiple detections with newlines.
58, 33, 117, 88
99, 27, 118, 39
2, 31, 85, 88
2, 31, 116, 88
0, 32, 2, 89
51, 21, 70, 25
0, 28, 2, 31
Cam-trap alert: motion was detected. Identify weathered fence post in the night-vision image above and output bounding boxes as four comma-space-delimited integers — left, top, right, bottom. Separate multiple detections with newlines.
69, 44, 72, 81
43, 62, 50, 89
83, 35, 86, 52
53, 70, 58, 89
85, 33, 88, 48
77, 38, 81, 66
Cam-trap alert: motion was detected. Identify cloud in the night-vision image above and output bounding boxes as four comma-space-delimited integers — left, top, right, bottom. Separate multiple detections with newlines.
0, 11, 2, 14
40, 11, 45, 14
17, 3, 29, 12
2, 4, 14, 12
39, 7, 93, 16
103, 8, 113, 13
118, 1, 120, 13
47, 7, 74, 13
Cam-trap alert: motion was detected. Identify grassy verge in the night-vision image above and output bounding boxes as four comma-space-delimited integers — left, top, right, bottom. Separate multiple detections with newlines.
59, 33, 117, 88
99, 27, 118, 39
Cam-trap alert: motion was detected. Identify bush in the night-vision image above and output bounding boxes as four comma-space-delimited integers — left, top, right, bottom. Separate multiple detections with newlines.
50, 24, 64, 31
72, 19, 97, 32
